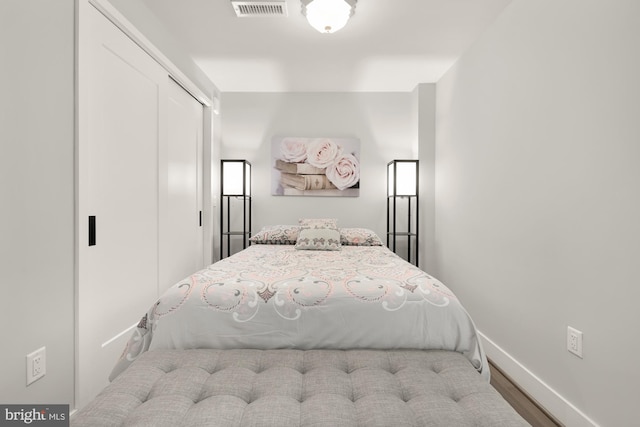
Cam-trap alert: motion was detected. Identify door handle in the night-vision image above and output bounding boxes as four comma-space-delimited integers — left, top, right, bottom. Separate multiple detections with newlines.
88, 216, 96, 246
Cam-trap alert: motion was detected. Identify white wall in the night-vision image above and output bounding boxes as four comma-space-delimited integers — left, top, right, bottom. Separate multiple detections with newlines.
435, 1, 640, 425
219, 92, 425, 253
0, 0, 75, 406
414, 84, 436, 271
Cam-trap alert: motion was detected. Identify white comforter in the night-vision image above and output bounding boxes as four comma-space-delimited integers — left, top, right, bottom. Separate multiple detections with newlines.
110, 245, 487, 380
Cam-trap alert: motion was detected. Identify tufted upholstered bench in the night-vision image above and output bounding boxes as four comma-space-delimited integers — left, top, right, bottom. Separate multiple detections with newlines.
72, 348, 529, 426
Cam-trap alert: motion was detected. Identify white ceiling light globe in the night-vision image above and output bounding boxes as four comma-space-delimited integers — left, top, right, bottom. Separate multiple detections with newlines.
305, 0, 354, 34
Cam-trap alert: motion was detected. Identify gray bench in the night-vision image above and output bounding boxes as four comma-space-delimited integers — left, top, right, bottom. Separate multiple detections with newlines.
72, 348, 528, 426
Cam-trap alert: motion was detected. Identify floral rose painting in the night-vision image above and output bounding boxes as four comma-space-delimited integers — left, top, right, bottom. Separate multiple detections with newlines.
272, 137, 360, 197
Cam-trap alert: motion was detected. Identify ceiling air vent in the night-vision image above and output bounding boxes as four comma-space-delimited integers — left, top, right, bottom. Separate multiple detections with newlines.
232, 1, 288, 17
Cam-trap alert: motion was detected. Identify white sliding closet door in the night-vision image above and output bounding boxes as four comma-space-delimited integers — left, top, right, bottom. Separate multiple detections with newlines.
77, 3, 167, 408
159, 79, 204, 292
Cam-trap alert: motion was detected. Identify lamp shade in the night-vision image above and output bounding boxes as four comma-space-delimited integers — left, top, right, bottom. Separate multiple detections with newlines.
302, 0, 356, 34
387, 160, 418, 197
221, 160, 251, 196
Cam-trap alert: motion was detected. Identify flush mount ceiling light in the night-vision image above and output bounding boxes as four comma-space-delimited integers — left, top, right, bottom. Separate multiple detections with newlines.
301, 0, 357, 34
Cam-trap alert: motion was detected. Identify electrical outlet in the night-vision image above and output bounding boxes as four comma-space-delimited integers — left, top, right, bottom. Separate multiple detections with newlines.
567, 326, 583, 358
26, 347, 46, 385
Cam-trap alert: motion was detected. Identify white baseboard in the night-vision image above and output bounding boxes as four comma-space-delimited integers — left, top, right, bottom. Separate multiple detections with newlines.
479, 331, 599, 427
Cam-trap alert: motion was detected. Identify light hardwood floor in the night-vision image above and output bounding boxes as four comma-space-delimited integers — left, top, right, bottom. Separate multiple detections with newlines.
489, 359, 563, 427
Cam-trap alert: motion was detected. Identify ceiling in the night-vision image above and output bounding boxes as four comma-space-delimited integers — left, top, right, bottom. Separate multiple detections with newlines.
136, 0, 512, 92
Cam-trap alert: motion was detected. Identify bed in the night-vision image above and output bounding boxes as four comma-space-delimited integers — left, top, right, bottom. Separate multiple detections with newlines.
72, 224, 528, 426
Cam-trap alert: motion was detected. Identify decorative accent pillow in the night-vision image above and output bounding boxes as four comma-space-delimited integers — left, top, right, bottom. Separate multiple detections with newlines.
298, 218, 339, 229
249, 225, 300, 245
295, 227, 341, 251
339, 228, 384, 246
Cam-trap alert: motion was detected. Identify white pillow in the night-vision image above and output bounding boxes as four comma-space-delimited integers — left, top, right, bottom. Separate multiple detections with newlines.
295, 227, 341, 251
298, 218, 338, 229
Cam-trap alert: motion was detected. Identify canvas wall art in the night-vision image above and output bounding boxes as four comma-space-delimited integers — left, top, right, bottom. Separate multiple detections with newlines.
271, 136, 360, 197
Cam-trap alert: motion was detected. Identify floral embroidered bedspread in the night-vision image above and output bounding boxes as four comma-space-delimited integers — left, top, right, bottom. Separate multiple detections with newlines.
110, 245, 487, 380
